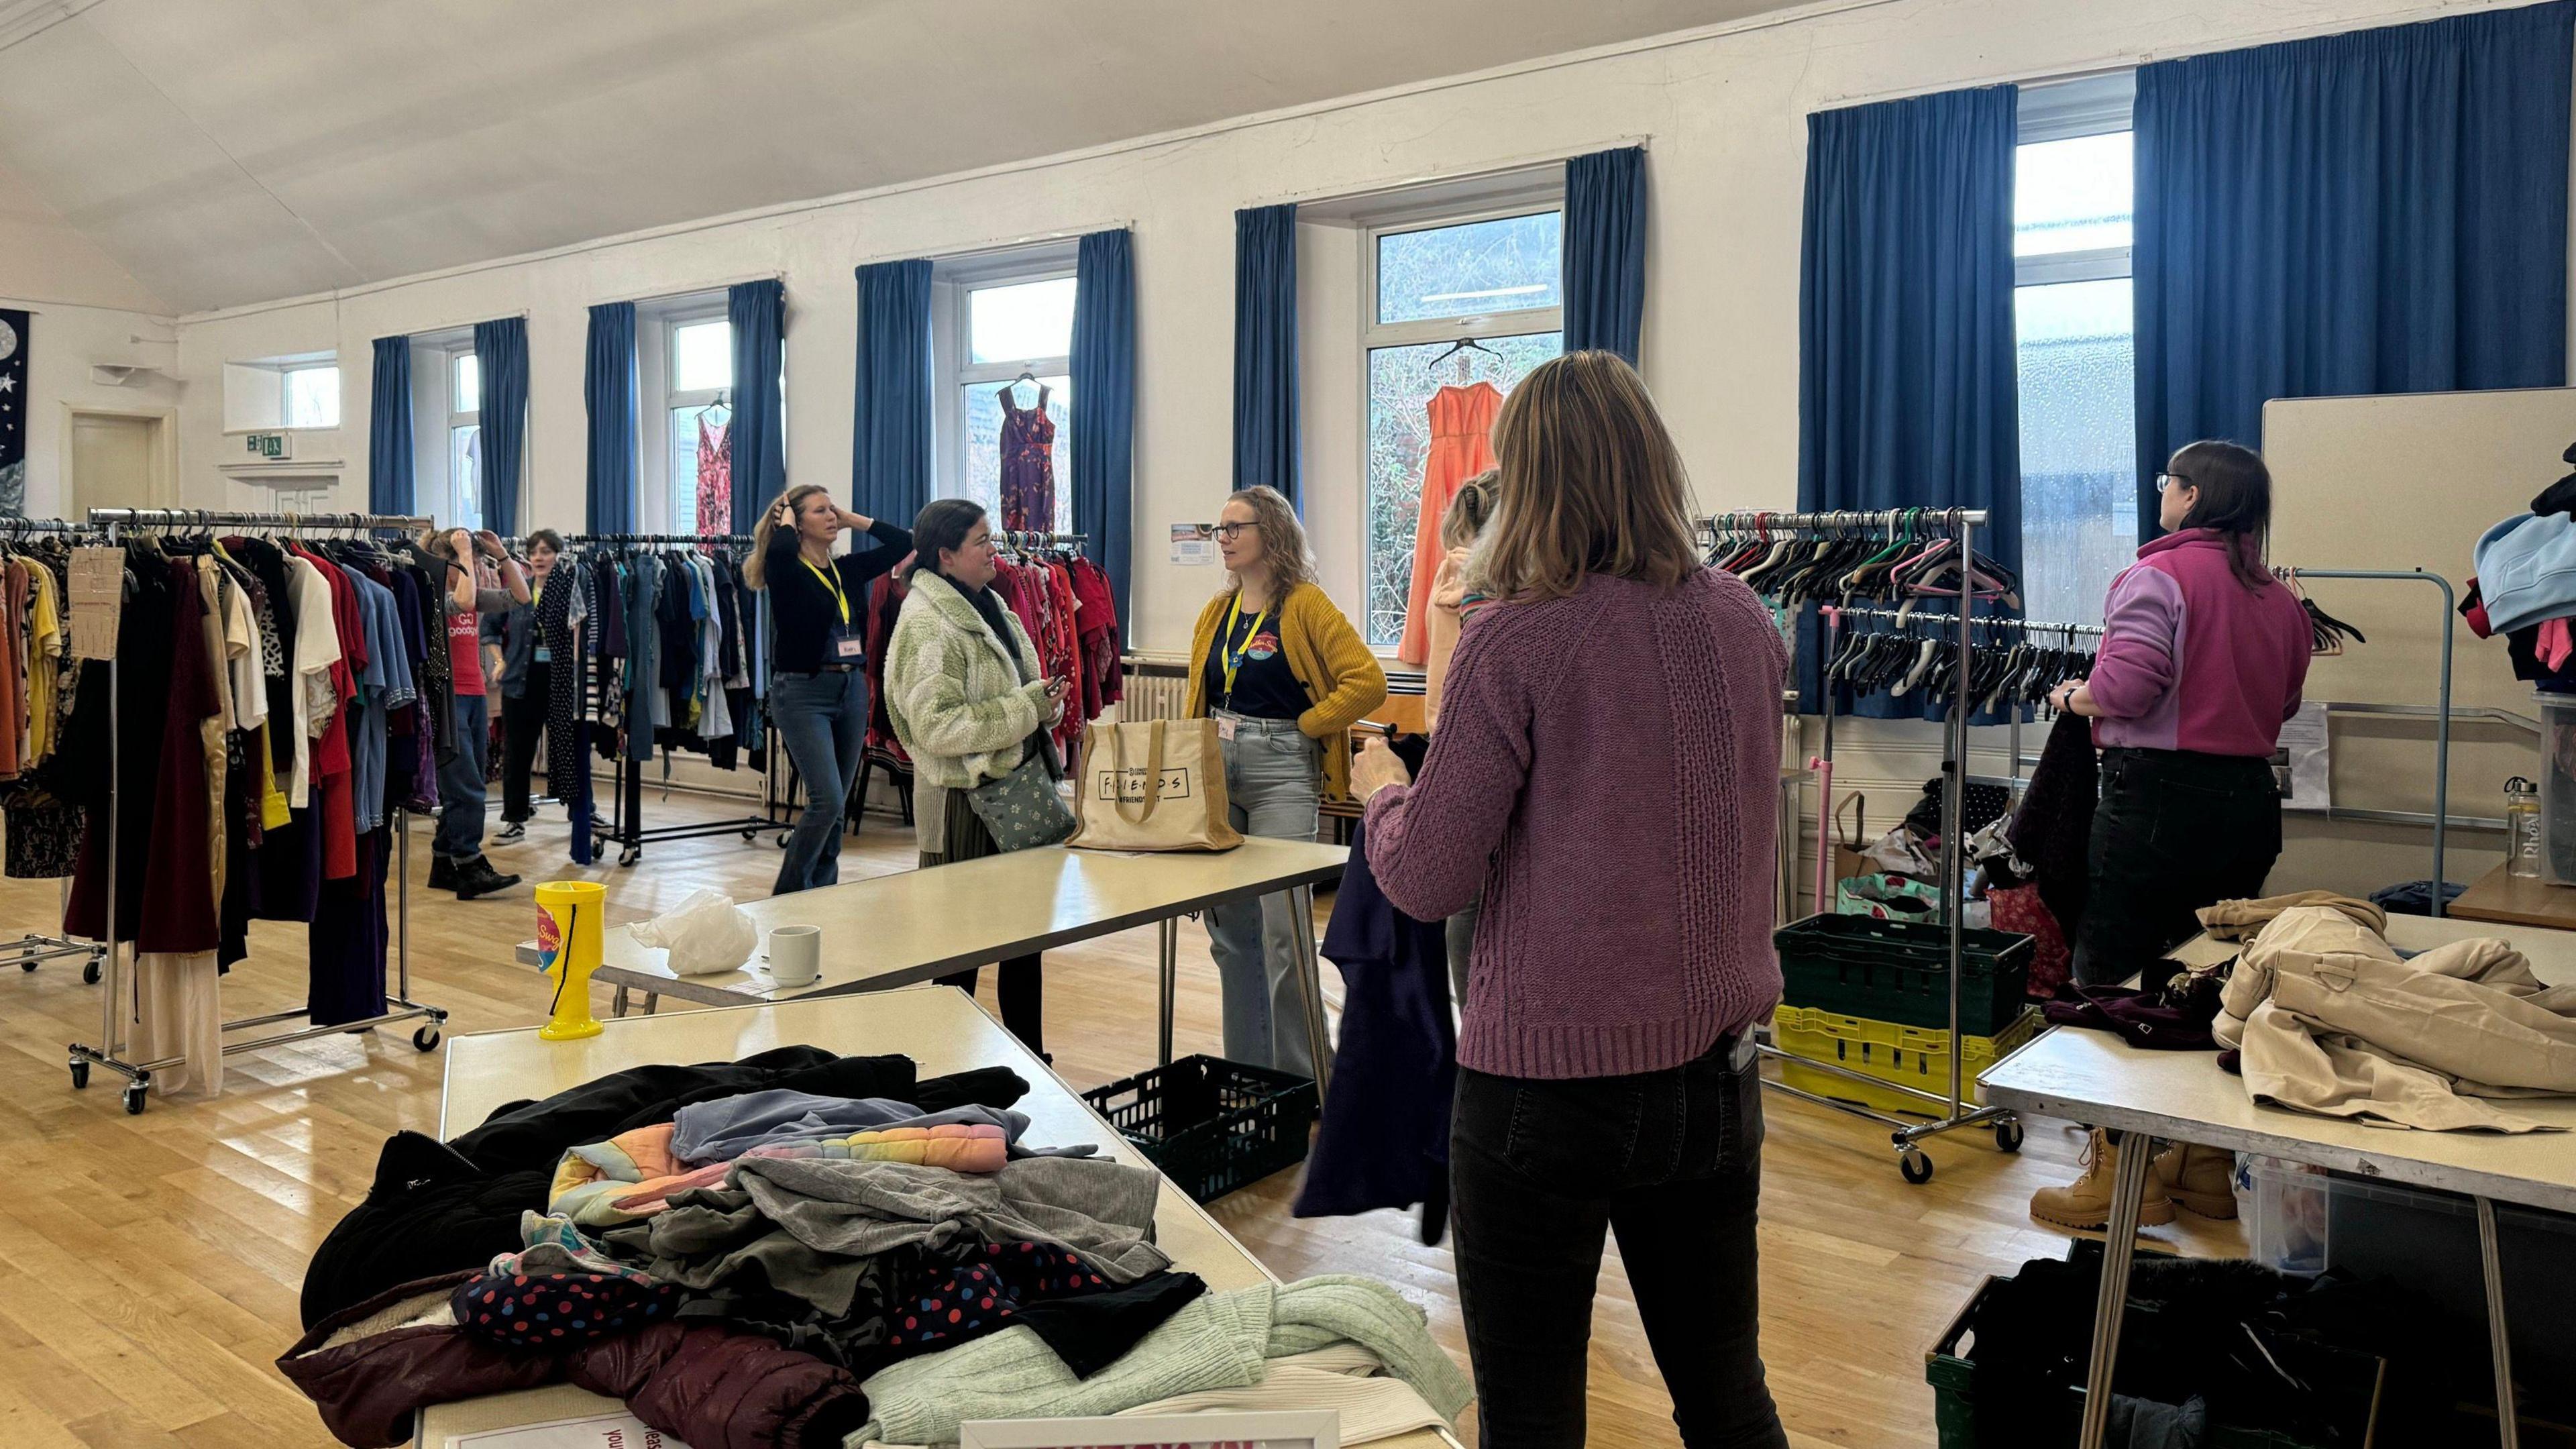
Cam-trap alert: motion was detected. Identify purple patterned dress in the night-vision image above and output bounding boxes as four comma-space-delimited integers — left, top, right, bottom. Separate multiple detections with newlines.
997, 383, 1055, 533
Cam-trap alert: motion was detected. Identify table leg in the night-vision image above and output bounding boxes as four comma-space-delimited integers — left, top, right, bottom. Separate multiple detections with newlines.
2479, 1196, 2522, 1449
2076, 1133, 2153, 1449
1289, 883, 1332, 1103
1157, 916, 1178, 1069
610, 984, 630, 1018
641, 993, 659, 1017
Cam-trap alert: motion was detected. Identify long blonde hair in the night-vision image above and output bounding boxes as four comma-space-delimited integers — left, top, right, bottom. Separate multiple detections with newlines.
1473, 351, 1699, 601
746, 484, 830, 590
1221, 486, 1318, 597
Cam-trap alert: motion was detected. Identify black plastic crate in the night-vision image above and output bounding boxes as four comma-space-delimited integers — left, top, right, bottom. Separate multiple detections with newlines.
1775, 912, 2034, 1036
1081, 1055, 1317, 1203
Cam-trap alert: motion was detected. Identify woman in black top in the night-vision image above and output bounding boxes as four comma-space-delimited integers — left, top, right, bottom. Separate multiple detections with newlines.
747, 484, 914, 894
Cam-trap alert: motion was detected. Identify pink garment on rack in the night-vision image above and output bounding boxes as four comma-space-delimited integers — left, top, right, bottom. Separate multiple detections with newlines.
696, 415, 732, 540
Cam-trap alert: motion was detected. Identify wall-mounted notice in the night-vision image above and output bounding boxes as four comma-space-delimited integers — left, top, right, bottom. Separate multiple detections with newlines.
1171, 523, 1217, 566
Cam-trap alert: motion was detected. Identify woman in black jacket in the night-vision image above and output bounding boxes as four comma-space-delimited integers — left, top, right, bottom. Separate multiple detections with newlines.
747, 484, 914, 893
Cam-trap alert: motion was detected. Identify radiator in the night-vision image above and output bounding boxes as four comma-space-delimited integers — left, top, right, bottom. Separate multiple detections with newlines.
1119, 653, 1193, 722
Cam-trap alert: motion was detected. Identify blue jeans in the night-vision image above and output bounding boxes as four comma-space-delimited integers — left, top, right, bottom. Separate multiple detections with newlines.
772, 667, 869, 894
1206, 714, 1328, 1077
435, 690, 490, 862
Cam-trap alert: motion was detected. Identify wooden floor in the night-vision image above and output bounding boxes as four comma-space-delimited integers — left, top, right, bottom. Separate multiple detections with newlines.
0, 790, 2243, 1449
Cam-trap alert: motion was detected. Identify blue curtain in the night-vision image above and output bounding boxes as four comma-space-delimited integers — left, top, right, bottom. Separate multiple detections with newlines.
2135, 2, 2573, 540
584, 302, 638, 534
728, 279, 788, 538
1071, 228, 1137, 627
368, 335, 413, 518
472, 317, 528, 532
1232, 203, 1299, 507
1562, 146, 1648, 365
851, 260, 934, 532
1798, 85, 2021, 721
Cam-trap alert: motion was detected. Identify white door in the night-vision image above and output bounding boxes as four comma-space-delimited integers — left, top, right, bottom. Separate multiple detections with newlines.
69, 411, 160, 514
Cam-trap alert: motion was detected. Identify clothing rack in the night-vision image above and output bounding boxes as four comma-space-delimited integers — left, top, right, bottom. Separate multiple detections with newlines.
68, 507, 447, 1114
567, 531, 786, 867
2274, 566, 2457, 916
1708, 506, 2021, 1183
2, 518, 111, 981
997, 529, 1086, 551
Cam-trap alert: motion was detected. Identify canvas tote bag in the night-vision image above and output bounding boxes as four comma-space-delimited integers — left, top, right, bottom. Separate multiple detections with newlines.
1067, 718, 1244, 853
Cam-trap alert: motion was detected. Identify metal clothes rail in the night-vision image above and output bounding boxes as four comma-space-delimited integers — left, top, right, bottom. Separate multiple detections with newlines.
998, 530, 1087, 549
1707, 506, 2017, 1183
570, 533, 786, 867
1, 519, 110, 981
67, 507, 447, 1114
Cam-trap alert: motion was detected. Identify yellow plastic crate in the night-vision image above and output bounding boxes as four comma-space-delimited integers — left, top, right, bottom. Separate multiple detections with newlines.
1772, 1003, 2044, 1119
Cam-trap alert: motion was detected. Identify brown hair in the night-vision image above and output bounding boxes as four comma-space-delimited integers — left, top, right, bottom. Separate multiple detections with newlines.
2168, 440, 2274, 592
746, 484, 832, 590
523, 527, 565, 557
1220, 485, 1318, 596
1473, 351, 1699, 601
1440, 470, 1497, 551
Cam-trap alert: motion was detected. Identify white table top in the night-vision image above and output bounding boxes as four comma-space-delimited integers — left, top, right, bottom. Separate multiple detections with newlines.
590, 838, 1349, 1005
1984, 913, 2576, 1212
418, 985, 1452, 1448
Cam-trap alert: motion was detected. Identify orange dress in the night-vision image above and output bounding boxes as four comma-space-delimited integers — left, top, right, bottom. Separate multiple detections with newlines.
1397, 381, 1502, 665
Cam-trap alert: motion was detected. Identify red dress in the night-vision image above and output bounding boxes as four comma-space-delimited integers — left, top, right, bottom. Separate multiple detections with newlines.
997, 385, 1056, 533
1397, 382, 1501, 664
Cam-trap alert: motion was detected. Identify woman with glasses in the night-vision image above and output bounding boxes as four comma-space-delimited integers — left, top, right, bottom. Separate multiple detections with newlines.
1183, 486, 1386, 1077
2028, 441, 2312, 1232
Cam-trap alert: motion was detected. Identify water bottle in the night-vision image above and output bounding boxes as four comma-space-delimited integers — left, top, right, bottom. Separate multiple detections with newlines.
2507, 776, 2543, 879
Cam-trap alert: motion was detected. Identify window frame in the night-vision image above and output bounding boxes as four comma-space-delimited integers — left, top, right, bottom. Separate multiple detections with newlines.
634, 296, 733, 534
1354, 199, 1566, 653
930, 248, 1079, 515
279, 361, 341, 430
445, 342, 481, 531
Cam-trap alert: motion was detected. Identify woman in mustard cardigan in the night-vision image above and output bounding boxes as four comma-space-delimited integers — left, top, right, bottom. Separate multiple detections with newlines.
1187, 485, 1387, 1075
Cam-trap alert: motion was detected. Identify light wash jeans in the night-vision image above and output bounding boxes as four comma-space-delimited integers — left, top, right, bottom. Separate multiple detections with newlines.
1207, 713, 1331, 1079
771, 667, 869, 894
435, 690, 490, 862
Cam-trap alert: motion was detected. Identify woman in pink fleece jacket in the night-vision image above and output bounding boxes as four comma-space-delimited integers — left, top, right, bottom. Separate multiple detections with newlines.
1351, 352, 1790, 1449
2053, 440, 2312, 989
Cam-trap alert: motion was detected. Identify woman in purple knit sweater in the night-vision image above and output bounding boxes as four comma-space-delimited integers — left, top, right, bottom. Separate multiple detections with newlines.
1352, 351, 1791, 1448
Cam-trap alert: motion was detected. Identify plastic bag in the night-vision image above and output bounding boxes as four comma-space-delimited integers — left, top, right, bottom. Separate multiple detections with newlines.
629, 888, 758, 976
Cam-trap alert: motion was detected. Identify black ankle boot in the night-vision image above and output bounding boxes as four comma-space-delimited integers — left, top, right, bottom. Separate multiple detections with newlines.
453, 857, 521, 900
428, 855, 458, 891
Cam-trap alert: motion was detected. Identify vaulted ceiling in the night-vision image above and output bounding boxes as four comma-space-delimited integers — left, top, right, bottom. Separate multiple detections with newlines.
0, 0, 1789, 315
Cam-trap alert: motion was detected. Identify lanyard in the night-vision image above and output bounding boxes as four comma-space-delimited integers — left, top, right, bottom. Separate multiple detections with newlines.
1219, 592, 1270, 704
801, 555, 850, 627
531, 578, 543, 610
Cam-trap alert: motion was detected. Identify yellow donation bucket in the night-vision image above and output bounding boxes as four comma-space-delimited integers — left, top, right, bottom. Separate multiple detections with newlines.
535, 880, 608, 1040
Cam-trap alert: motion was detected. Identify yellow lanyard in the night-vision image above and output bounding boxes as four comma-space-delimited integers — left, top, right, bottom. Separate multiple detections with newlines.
1219, 593, 1271, 704
531, 579, 543, 610
801, 555, 850, 627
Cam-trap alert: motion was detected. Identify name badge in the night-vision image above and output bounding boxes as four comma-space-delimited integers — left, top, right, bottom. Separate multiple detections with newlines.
833, 632, 864, 660
1216, 716, 1238, 742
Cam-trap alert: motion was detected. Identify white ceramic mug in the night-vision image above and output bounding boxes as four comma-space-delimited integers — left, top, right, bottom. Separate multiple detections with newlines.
767, 924, 822, 987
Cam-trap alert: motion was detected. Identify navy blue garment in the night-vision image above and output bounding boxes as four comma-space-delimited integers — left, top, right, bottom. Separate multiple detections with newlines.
368, 335, 413, 517
1071, 228, 1136, 627
1293, 819, 1456, 1244
1232, 203, 1299, 506
1795, 83, 2021, 724
2134, 2, 2573, 543
1562, 146, 1648, 365
585, 301, 638, 533
728, 278, 788, 537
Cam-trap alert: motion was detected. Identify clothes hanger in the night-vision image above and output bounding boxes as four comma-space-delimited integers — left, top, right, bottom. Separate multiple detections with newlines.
1424, 337, 1499, 380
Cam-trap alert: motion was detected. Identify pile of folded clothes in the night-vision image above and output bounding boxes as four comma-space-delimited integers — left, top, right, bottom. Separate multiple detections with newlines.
284, 1046, 1470, 1448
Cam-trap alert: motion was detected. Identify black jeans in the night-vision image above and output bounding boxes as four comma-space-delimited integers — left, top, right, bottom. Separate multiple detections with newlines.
499, 662, 549, 824
1450, 1036, 1787, 1449
2073, 747, 2282, 989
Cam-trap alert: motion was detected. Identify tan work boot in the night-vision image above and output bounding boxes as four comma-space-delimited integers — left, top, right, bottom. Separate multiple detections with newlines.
2151, 1141, 2239, 1219
2029, 1128, 2176, 1230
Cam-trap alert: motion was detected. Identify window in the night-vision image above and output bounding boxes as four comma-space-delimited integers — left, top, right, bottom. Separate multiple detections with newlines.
448, 347, 482, 531
2015, 76, 2139, 627
946, 274, 1073, 531
666, 315, 733, 535
1362, 209, 1564, 648
282, 364, 339, 429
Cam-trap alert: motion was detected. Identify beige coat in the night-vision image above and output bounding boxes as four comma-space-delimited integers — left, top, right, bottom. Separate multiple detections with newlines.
884, 572, 1056, 852
2217, 906, 2576, 1132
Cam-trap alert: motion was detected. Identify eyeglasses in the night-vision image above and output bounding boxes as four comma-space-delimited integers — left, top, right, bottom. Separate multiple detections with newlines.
1213, 521, 1260, 540
2155, 472, 2195, 493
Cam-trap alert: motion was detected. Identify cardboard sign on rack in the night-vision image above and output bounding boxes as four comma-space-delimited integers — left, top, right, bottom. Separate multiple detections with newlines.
67, 545, 122, 659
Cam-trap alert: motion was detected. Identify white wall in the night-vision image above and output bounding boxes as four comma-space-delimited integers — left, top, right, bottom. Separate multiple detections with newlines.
161, 0, 2538, 669
0, 299, 182, 519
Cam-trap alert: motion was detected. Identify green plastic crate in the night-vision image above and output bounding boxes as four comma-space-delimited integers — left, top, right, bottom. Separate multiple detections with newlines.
1775, 912, 2033, 1036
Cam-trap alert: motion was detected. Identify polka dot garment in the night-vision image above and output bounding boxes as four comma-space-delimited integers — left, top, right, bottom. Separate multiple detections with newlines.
884, 1242, 1114, 1354
450, 1269, 683, 1352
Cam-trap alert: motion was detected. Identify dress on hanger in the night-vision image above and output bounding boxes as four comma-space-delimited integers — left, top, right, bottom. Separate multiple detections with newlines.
997, 383, 1055, 533
1397, 381, 1502, 665
696, 413, 732, 541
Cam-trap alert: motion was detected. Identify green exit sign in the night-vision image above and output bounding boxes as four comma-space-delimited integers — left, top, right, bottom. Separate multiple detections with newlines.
243, 431, 291, 460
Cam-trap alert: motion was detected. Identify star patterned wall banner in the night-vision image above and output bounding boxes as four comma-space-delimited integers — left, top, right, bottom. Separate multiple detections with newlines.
0, 309, 25, 517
